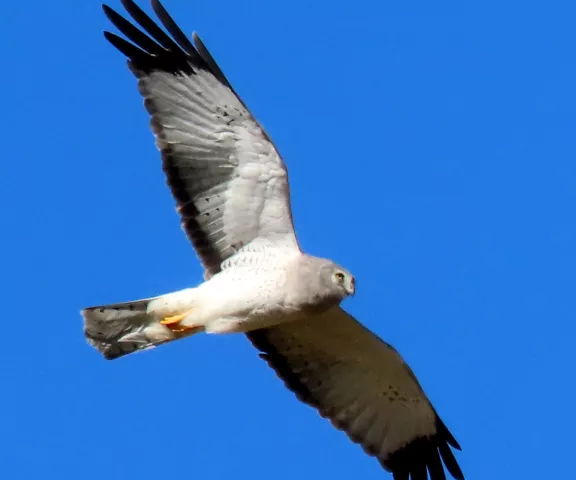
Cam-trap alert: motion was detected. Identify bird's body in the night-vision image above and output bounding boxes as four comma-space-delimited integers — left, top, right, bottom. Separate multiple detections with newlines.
86, 247, 354, 354
152, 246, 309, 334
162, 249, 355, 332
82, 2, 466, 478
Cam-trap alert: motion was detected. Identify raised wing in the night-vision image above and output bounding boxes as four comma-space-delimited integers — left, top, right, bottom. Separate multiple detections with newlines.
247, 308, 465, 480
103, 0, 299, 277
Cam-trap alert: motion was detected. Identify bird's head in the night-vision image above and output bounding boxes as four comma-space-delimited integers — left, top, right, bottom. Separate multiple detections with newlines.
295, 256, 356, 314
330, 265, 356, 297
317, 260, 356, 299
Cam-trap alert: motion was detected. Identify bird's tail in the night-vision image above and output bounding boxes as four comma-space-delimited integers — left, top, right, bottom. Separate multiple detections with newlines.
82, 296, 199, 360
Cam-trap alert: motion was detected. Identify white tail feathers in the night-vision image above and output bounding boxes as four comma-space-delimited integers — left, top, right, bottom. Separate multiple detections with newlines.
82, 297, 197, 360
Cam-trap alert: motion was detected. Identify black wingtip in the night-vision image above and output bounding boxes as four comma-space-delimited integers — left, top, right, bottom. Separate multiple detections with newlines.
103, 30, 145, 60
101, 0, 208, 76
151, 0, 196, 53
386, 433, 464, 480
383, 415, 464, 480
438, 441, 465, 480
437, 416, 462, 451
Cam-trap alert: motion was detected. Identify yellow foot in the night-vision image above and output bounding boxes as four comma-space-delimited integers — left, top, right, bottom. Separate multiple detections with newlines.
160, 310, 196, 332
161, 312, 190, 325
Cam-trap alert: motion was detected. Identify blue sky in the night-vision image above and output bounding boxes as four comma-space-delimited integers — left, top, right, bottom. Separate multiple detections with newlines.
1, 0, 574, 478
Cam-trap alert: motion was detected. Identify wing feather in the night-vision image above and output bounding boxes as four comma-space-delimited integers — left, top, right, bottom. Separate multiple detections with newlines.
103, 0, 299, 276
246, 307, 465, 480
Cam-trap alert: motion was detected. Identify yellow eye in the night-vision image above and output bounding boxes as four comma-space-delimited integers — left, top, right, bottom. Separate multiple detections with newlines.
335, 272, 345, 282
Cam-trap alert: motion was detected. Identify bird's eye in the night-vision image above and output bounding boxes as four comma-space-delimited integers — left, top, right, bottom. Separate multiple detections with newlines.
335, 272, 345, 282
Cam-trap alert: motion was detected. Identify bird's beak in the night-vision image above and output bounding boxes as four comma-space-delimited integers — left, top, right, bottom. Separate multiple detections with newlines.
348, 277, 356, 296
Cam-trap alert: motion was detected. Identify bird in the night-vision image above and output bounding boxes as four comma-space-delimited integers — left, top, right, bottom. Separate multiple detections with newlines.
82, 1, 466, 479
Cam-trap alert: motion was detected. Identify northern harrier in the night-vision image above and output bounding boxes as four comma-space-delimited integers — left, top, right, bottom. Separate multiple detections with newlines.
83, 2, 465, 479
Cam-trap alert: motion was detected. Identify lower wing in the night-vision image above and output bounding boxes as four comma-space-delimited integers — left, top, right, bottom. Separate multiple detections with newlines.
246, 306, 464, 480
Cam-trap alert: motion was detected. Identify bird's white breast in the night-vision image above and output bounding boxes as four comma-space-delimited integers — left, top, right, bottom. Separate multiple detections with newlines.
193, 245, 304, 332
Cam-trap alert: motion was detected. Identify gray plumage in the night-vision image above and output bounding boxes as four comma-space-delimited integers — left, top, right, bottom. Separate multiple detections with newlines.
82, 2, 465, 479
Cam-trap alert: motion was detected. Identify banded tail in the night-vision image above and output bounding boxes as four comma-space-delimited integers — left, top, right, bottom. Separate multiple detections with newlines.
82, 296, 198, 360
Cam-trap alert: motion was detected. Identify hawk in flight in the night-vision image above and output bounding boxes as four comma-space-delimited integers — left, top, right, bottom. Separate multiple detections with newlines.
83, 2, 465, 479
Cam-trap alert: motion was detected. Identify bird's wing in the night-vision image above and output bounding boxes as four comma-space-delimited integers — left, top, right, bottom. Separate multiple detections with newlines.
246, 307, 465, 480
103, 0, 299, 277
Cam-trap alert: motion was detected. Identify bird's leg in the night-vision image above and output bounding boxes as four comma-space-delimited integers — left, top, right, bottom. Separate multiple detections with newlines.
160, 310, 197, 332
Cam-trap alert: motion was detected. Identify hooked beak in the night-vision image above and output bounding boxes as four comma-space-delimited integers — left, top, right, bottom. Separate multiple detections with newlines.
347, 277, 356, 296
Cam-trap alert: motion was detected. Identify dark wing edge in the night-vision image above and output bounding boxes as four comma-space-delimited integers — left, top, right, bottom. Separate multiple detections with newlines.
102, 0, 240, 275
246, 315, 465, 480
103, 0, 227, 80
